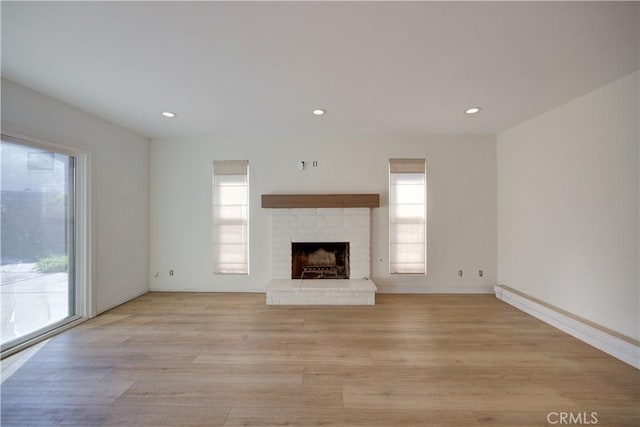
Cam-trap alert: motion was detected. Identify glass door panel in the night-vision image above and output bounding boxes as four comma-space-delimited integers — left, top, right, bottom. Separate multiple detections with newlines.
1, 138, 76, 351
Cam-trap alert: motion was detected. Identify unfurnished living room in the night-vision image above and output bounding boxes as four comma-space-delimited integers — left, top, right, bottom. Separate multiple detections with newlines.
1, 1, 639, 426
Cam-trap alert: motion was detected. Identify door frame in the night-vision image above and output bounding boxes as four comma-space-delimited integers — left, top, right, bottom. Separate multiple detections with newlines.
1, 133, 93, 358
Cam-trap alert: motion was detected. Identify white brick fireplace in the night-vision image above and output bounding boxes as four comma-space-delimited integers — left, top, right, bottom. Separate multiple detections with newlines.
271, 207, 371, 279
265, 202, 377, 305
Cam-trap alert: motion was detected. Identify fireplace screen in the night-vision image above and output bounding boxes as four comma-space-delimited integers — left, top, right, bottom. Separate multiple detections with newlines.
291, 242, 350, 279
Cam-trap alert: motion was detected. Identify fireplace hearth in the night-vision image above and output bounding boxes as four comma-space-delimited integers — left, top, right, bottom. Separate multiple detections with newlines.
291, 242, 349, 279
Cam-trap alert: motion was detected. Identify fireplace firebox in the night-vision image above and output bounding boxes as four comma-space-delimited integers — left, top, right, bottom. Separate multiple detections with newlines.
291, 242, 350, 279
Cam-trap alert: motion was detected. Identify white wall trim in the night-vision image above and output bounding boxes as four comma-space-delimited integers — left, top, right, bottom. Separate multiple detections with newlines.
376, 283, 494, 294
149, 286, 265, 293
495, 284, 640, 369
95, 289, 149, 316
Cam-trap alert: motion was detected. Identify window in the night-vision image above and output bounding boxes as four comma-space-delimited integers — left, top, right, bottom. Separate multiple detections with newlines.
213, 160, 249, 275
1, 135, 88, 355
389, 158, 426, 274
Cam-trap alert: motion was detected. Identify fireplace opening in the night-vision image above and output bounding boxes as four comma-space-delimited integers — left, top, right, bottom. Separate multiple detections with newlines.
291, 242, 350, 279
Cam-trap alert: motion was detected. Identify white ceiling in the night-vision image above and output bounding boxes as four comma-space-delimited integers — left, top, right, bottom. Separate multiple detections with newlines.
2, 1, 638, 139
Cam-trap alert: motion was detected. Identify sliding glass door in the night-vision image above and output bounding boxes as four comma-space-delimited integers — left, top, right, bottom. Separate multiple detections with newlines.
1, 136, 79, 352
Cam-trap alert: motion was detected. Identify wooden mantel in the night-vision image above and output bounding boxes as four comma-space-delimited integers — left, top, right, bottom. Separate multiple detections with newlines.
262, 194, 380, 209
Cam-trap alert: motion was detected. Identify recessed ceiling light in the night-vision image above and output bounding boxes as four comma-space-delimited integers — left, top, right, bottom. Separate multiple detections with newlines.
465, 107, 481, 114
161, 111, 176, 118
312, 109, 326, 116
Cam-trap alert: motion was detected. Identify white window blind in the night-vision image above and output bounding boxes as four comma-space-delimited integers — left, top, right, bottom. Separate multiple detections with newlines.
213, 160, 249, 275
389, 158, 426, 275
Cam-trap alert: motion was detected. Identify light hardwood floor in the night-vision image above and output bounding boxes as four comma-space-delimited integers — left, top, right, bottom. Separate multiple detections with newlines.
1, 293, 638, 426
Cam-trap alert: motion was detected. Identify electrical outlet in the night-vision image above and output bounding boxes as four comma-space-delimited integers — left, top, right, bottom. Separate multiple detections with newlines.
458, 270, 463, 277
169, 269, 174, 276
479, 269, 484, 277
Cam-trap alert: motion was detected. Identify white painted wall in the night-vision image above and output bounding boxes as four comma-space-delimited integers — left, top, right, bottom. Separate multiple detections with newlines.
497, 72, 639, 341
150, 135, 496, 293
1, 79, 149, 314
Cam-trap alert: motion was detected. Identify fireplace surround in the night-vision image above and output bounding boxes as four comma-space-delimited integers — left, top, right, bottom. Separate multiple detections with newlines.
265, 202, 377, 305
270, 208, 370, 279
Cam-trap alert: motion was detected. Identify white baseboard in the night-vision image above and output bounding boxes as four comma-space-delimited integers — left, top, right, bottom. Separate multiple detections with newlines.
149, 286, 265, 293
376, 283, 494, 294
495, 285, 639, 369
96, 288, 149, 316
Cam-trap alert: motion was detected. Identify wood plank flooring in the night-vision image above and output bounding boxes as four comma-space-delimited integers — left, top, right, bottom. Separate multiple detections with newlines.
2, 293, 638, 426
